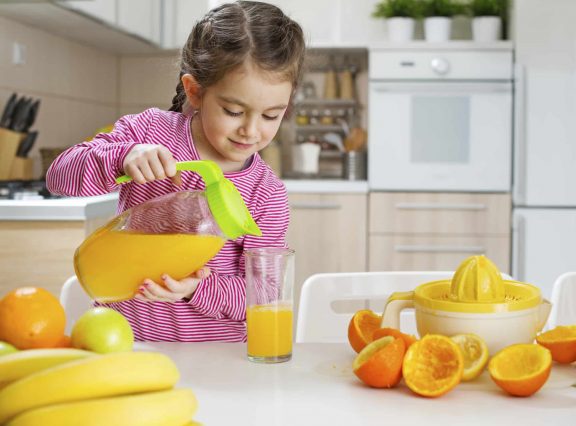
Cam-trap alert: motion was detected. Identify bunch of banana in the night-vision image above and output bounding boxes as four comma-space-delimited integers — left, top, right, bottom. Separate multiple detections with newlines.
0, 350, 198, 425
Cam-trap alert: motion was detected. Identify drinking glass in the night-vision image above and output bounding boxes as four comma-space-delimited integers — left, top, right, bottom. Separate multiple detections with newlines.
245, 247, 295, 363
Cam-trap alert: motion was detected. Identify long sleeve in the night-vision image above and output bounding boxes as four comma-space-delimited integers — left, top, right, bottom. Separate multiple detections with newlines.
46, 110, 156, 197
188, 181, 290, 321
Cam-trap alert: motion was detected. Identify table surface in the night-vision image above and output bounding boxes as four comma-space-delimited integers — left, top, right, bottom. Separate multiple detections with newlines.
140, 342, 576, 426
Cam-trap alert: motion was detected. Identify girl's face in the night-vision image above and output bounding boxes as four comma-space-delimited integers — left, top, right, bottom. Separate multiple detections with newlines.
188, 61, 293, 172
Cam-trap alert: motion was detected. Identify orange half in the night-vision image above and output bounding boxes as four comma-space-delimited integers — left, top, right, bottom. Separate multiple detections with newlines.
347, 310, 382, 353
536, 325, 576, 364
353, 336, 406, 388
372, 327, 417, 349
489, 344, 552, 397
402, 334, 464, 398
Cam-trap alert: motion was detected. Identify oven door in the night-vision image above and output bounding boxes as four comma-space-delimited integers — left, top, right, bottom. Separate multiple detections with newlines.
368, 81, 512, 191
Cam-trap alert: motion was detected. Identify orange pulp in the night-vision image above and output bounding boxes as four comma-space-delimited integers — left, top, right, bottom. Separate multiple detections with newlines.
74, 228, 225, 302
246, 304, 293, 358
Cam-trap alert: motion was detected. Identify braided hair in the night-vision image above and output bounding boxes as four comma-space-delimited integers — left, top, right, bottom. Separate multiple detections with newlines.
168, 1, 306, 113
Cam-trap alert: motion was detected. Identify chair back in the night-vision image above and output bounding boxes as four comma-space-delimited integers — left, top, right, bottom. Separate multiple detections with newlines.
548, 272, 576, 329
59, 276, 93, 333
295, 271, 455, 343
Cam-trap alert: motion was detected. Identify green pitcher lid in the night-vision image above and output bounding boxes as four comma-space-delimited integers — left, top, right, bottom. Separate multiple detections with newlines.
115, 160, 261, 239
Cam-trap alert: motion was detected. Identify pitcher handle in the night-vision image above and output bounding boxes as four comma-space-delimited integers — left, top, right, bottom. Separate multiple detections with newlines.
381, 291, 415, 330
537, 298, 552, 331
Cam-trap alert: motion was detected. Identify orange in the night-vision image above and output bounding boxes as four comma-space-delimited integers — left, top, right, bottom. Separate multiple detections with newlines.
402, 334, 464, 397
347, 309, 382, 353
0, 287, 66, 349
55, 335, 73, 348
372, 327, 417, 349
488, 343, 552, 397
353, 336, 406, 388
536, 325, 576, 364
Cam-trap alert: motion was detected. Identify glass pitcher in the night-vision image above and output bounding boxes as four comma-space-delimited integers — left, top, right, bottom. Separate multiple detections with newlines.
74, 160, 261, 302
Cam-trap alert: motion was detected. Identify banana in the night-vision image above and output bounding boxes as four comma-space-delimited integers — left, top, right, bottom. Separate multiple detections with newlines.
0, 351, 180, 424
6, 388, 197, 426
0, 348, 94, 388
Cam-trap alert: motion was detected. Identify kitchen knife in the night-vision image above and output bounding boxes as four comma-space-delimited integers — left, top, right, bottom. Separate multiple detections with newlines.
16, 131, 38, 157
21, 99, 40, 133
0, 93, 18, 129
10, 97, 33, 132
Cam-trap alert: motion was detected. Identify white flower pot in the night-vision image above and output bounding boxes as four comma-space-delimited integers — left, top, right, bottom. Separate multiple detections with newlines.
424, 17, 452, 42
387, 17, 416, 42
472, 16, 502, 42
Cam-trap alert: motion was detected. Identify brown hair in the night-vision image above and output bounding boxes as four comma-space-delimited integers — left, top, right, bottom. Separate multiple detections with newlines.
169, 1, 306, 113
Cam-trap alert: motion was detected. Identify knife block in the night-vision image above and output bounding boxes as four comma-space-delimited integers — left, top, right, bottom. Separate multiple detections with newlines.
9, 157, 33, 180
0, 128, 24, 180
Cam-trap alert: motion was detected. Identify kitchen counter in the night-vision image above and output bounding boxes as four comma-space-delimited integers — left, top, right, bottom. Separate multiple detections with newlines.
284, 179, 368, 194
0, 193, 118, 221
142, 342, 576, 426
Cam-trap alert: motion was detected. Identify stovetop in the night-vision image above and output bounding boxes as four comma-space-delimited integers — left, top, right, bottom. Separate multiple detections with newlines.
0, 180, 64, 200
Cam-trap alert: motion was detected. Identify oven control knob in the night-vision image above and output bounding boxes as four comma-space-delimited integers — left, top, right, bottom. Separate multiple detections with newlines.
431, 58, 450, 75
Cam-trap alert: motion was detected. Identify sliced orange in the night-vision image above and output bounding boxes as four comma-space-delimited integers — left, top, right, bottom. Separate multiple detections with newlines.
372, 327, 417, 349
347, 310, 382, 353
489, 343, 552, 397
402, 334, 464, 398
536, 325, 576, 364
450, 333, 489, 381
353, 336, 406, 388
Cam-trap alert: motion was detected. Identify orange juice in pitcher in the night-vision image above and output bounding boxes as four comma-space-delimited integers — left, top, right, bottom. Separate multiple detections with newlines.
74, 161, 261, 302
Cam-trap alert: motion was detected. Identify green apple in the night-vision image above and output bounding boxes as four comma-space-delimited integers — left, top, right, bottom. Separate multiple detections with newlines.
71, 307, 134, 354
0, 341, 18, 356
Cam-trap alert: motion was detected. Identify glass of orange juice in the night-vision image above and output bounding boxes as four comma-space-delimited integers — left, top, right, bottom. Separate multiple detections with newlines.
245, 247, 295, 363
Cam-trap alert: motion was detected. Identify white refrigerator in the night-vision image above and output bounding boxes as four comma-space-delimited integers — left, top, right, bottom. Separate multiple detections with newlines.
512, 0, 576, 298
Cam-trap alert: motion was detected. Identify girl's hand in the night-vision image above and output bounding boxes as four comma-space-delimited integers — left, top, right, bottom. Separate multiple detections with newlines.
135, 267, 210, 303
123, 144, 181, 185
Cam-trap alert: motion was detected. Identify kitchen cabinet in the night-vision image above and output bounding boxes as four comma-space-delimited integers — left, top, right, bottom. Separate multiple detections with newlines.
117, 0, 162, 46
161, 0, 212, 50
368, 192, 511, 273
57, 0, 116, 24
0, 194, 117, 298
286, 192, 367, 316
0, 0, 163, 54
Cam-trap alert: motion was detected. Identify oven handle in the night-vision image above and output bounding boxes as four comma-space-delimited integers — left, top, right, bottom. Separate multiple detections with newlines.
371, 82, 512, 93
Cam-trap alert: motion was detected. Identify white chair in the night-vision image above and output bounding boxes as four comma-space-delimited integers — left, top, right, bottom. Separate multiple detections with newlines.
547, 272, 576, 329
295, 271, 455, 343
59, 276, 94, 333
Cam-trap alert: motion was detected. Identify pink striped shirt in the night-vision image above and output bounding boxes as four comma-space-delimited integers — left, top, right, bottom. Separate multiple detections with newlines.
46, 108, 289, 342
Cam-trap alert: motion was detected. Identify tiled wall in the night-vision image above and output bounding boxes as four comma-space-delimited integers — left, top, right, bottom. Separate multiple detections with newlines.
118, 53, 180, 116
0, 17, 119, 178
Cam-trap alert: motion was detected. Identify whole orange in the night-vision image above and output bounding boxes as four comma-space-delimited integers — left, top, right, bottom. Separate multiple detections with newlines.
0, 287, 66, 349
347, 310, 382, 353
353, 336, 406, 388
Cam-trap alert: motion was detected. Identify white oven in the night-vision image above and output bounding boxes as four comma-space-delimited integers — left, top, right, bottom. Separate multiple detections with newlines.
368, 47, 513, 192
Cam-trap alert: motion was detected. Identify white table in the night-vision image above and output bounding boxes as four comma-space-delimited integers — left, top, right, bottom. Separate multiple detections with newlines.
141, 342, 576, 426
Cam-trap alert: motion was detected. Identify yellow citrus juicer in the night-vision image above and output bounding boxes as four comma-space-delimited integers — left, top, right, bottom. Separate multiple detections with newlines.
381, 255, 552, 354
74, 160, 261, 302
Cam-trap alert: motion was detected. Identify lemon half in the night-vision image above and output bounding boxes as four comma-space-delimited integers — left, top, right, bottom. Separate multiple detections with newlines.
450, 333, 489, 381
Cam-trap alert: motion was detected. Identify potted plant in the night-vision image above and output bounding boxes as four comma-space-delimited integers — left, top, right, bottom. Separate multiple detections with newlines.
372, 0, 420, 42
421, 0, 464, 42
468, 0, 506, 41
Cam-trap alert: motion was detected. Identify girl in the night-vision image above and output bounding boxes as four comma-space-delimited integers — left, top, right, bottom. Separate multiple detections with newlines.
46, 1, 306, 342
